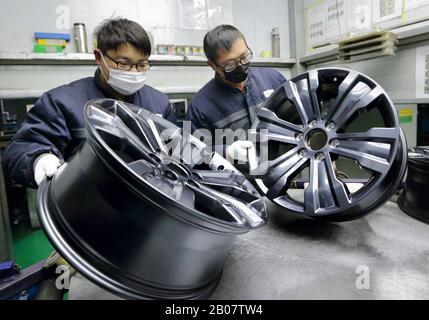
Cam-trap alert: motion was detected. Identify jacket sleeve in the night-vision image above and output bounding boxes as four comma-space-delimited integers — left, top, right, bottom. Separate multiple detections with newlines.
162, 100, 177, 125
185, 99, 211, 133
273, 69, 287, 86
2, 92, 71, 188
184, 99, 228, 157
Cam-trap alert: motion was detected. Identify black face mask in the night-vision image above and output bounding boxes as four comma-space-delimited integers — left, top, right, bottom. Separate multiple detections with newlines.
223, 62, 251, 84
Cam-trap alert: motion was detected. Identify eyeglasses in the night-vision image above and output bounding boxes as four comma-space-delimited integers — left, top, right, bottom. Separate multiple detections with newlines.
104, 53, 151, 72
215, 49, 253, 73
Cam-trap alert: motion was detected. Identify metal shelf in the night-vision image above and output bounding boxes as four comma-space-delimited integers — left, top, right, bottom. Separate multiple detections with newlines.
0, 52, 296, 68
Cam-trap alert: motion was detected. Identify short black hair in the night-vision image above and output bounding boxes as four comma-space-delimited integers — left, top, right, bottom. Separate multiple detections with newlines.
203, 25, 246, 61
95, 18, 151, 56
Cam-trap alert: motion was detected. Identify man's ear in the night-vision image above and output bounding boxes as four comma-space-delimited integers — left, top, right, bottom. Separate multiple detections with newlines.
207, 60, 218, 72
94, 49, 102, 66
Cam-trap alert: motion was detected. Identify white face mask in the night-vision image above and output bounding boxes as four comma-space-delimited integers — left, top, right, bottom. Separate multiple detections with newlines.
100, 54, 148, 96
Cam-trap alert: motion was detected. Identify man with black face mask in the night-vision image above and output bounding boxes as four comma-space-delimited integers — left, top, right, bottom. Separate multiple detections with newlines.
186, 25, 286, 165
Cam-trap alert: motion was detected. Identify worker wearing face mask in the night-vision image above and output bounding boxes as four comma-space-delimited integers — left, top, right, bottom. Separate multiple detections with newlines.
186, 25, 286, 166
2, 18, 176, 188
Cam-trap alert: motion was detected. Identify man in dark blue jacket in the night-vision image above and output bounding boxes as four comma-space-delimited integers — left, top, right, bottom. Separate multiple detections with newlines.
185, 25, 286, 165
2, 18, 176, 188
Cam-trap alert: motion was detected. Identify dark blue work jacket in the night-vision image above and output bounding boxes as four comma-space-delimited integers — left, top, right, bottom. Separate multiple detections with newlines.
186, 67, 286, 135
2, 69, 176, 188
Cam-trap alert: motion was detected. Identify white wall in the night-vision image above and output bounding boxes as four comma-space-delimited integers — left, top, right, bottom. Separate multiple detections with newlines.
232, 0, 290, 58
307, 46, 419, 102
0, 0, 292, 96
0, 0, 291, 58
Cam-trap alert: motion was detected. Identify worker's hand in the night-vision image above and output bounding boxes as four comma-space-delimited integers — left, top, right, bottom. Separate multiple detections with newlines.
226, 140, 256, 164
34, 153, 62, 185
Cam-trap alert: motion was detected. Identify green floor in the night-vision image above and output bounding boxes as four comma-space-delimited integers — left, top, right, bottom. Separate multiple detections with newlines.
9, 187, 54, 269
5, 187, 67, 299
13, 227, 53, 269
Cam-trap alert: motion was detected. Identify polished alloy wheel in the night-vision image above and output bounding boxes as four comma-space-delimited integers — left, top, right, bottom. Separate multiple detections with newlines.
37, 99, 267, 299
251, 68, 407, 221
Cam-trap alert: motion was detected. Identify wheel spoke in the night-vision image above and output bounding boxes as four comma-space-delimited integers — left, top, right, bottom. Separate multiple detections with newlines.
328, 82, 373, 126
257, 108, 303, 133
127, 159, 158, 177
134, 113, 169, 154
324, 154, 351, 207
115, 102, 164, 153
192, 169, 237, 187
89, 102, 169, 155
332, 86, 384, 129
283, 81, 309, 125
90, 110, 152, 155
265, 156, 308, 199
258, 146, 300, 180
308, 70, 323, 120
186, 181, 264, 226
179, 134, 213, 167
334, 70, 360, 107
250, 144, 299, 177
304, 158, 321, 214
267, 133, 298, 145
295, 70, 322, 121
256, 121, 299, 145
337, 127, 399, 142
304, 158, 337, 214
87, 104, 113, 122
142, 171, 196, 207
193, 169, 259, 202
331, 140, 391, 174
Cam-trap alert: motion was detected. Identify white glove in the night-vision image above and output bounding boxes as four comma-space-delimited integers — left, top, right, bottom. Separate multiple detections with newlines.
226, 140, 256, 164
34, 153, 62, 185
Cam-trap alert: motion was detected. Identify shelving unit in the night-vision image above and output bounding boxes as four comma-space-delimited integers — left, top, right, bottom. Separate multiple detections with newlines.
0, 52, 296, 68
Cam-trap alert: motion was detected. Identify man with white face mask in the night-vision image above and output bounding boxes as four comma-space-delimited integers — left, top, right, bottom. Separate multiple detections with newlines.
3, 18, 176, 188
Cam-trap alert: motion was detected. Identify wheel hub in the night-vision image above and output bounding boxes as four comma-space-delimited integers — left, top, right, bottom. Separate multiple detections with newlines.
306, 128, 328, 151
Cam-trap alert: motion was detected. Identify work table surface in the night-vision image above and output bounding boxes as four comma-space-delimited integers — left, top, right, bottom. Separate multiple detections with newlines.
68, 196, 429, 300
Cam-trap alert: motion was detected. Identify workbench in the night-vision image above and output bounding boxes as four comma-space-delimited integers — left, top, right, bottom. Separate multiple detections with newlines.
68, 196, 429, 300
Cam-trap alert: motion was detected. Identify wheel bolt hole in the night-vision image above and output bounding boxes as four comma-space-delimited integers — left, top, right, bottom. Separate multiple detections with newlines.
299, 149, 308, 158
330, 139, 340, 148
308, 120, 317, 128
326, 122, 336, 131
316, 153, 326, 161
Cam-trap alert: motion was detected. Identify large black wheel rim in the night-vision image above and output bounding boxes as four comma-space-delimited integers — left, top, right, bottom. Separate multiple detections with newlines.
37, 98, 267, 299
251, 68, 407, 221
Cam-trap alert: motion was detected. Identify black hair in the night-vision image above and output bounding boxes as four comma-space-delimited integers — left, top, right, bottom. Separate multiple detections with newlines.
95, 18, 151, 56
203, 25, 246, 61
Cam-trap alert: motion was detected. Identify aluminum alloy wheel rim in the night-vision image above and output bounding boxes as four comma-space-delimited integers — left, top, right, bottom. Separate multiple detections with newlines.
84, 99, 267, 230
251, 68, 407, 220
37, 98, 267, 299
